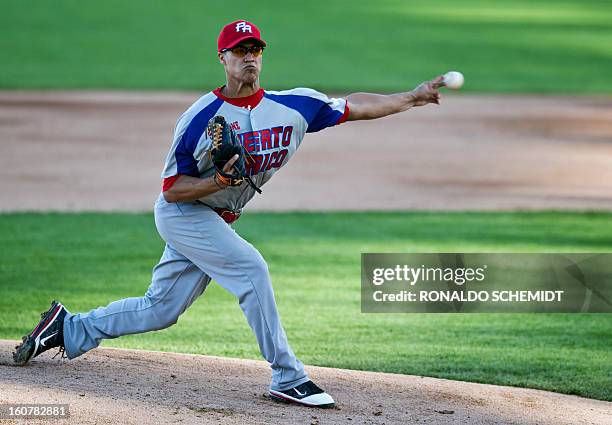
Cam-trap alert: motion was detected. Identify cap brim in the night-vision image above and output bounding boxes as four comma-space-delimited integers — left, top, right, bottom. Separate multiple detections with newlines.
222, 36, 267, 51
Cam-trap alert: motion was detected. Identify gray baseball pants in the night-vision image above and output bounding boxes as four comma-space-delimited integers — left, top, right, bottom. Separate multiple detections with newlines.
62, 194, 309, 391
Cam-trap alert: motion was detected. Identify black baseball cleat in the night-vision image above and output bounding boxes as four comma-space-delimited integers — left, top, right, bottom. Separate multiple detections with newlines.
13, 300, 68, 365
269, 380, 335, 408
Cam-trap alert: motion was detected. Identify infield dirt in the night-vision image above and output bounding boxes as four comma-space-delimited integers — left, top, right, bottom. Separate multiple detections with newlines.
1, 91, 612, 212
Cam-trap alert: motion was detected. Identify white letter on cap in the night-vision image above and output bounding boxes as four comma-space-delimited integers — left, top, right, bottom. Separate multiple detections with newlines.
236, 22, 252, 33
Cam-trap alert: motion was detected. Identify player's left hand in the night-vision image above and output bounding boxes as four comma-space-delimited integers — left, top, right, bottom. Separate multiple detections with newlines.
410, 76, 443, 106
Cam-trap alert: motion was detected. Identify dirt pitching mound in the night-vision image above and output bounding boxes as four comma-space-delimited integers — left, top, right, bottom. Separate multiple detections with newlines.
1, 340, 609, 424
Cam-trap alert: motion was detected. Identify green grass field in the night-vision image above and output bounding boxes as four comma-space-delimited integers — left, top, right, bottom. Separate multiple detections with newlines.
0, 212, 610, 401
1, 0, 611, 92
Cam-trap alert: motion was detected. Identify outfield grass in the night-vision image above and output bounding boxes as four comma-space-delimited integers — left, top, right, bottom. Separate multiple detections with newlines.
1, 0, 612, 93
0, 212, 610, 401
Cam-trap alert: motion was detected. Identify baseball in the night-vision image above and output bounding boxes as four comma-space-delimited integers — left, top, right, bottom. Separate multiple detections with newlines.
443, 71, 464, 90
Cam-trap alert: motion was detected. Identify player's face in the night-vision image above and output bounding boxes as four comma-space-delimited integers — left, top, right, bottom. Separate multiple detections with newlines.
219, 41, 264, 84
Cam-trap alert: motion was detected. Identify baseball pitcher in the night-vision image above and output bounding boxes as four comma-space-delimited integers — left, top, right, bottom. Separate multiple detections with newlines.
14, 19, 444, 408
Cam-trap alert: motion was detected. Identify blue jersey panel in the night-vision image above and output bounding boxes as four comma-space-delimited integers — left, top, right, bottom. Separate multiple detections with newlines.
263, 93, 343, 133
175, 97, 224, 176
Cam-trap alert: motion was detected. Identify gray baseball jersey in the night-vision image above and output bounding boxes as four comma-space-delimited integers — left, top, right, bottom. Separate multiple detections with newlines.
161, 87, 349, 211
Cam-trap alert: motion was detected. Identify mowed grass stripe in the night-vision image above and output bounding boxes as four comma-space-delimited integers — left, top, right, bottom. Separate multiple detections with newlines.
1, 1, 611, 92
0, 211, 610, 401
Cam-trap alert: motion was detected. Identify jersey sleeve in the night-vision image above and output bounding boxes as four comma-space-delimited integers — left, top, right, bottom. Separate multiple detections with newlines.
300, 88, 349, 133
160, 116, 197, 178
265, 88, 349, 133
161, 96, 223, 180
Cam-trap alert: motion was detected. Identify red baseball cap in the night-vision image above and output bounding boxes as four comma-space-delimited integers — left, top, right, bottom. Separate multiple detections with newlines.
217, 20, 267, 52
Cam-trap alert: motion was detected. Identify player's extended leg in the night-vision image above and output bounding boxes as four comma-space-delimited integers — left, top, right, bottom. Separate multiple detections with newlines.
62, 243, 210, 359
155, 198, 309, 392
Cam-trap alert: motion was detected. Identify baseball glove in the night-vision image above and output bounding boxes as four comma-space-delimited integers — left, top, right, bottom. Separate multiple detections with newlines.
207, 115, 261, 193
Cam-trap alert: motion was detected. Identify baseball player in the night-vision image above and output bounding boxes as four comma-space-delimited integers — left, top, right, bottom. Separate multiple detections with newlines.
14, 20, 443, 408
